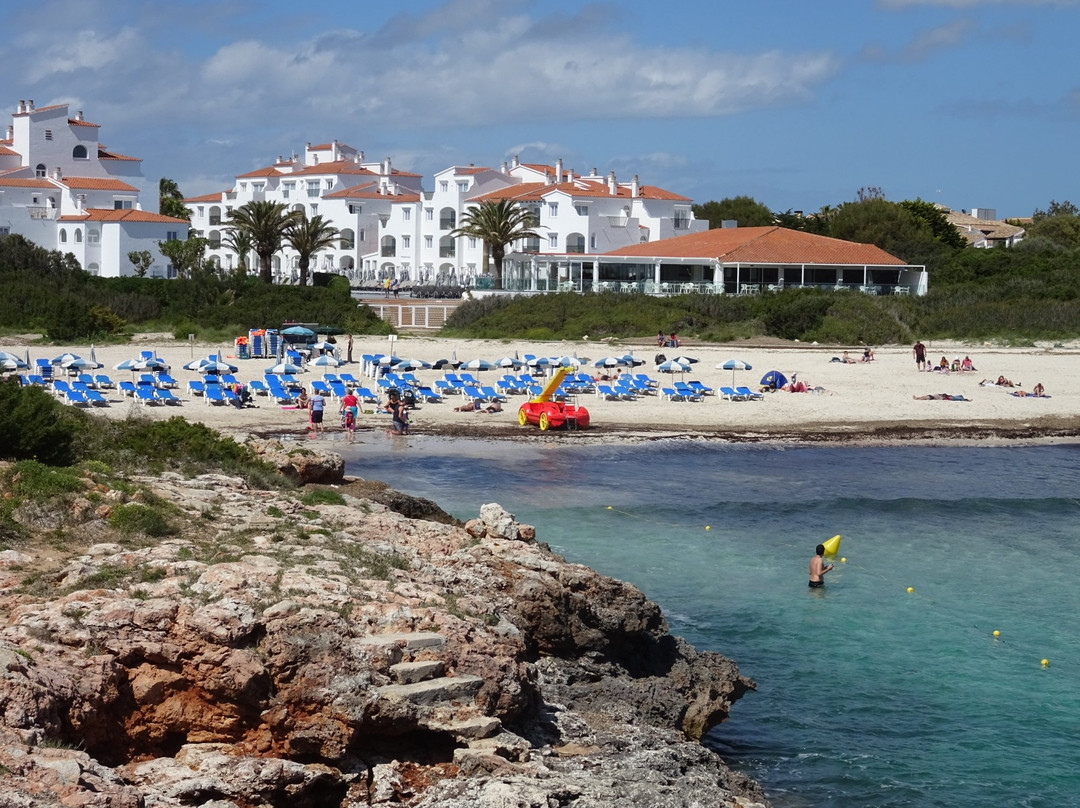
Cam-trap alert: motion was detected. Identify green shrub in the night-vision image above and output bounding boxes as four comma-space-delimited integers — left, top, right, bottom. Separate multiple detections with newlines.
300, 489, 347, 507
0, 381, 81, 466
108, 504, 175, 537
2, 459, 85, 499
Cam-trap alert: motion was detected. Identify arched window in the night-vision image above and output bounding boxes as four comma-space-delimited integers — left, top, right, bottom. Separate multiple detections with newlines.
439, 207, 456, 230
72, 145, 88, 159
35, 163, 46, 178
87, 263, 100, 276
74, 230, 82, 243
566, 233, 586, 254
59, 229, 67, 243
208, 229, 221, 249
381, 235, 396, 257
209, 206, 221, 226
339, 228, 355, 249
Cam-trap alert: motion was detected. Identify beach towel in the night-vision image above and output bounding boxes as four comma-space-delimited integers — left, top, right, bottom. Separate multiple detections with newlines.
1009, 392, 1051, 398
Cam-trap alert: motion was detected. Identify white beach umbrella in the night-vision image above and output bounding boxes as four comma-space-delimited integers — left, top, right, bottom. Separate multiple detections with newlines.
494, 357, 524, 369
309, 354, 344, 368
460, 358, 495, 372
657, 359, 692, 374
0, 351, 28, 370
392, 358, 432, 371
265, 362, 305, 375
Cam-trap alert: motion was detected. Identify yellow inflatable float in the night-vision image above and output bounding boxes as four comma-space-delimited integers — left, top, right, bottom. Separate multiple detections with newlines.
822, 534, 841, 556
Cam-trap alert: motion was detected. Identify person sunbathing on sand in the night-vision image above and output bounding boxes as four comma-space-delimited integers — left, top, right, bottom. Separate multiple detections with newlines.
981, 376, 1018, 387
1013, 383, 1046, 397
913, 393, 970, 400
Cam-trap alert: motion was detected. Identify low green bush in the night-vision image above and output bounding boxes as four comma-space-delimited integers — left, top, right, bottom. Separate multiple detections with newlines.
108, 503, 176, 537
0, 381, 81, 466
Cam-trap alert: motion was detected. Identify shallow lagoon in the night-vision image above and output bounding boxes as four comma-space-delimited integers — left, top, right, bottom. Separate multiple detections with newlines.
345, 438, 1080, 808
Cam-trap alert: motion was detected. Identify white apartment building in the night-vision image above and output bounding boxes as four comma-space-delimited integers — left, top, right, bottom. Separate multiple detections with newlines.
0, 99, 187, 277
186, 145, 705, 288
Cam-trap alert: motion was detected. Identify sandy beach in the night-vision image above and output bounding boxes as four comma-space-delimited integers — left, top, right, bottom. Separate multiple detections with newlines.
5, 332, 1080, 446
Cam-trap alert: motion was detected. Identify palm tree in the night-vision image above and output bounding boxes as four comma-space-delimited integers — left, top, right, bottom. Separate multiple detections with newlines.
221, 226, 254, 277
226, 201, 301, 283
451, 199, 539, 290
284, 213, 340, 287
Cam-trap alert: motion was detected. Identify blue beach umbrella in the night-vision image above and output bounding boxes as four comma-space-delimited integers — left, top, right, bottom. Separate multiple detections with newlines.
281, 325, 316, 338
593, 356, 627, 368
0, 351, 28, 370
494, 357, 524, 369
62, 356, 102, 371
460, 358, 495, 372
51, 352, 82, 366
392, 358, 432, 371
718, 358, 752, 386
657, 359, 692, 373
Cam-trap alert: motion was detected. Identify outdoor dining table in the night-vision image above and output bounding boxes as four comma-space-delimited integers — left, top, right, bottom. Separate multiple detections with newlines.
739, 283, 760, 295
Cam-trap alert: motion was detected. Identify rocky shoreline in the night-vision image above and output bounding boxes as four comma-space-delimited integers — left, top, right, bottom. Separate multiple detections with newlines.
0, 444, 767, 807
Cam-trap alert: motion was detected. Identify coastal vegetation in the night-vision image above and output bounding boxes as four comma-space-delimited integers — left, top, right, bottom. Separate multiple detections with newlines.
0, 234, 390, 342
445, 197, 1080, 344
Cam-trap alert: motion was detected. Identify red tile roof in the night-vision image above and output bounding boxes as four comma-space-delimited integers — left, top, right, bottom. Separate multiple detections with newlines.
97, 148, 141, 161
323, 182, 420, 202
69, 118, 100, 128
183, 191, 229, 203
454, 166, 491, 175
58, 209, 188, 224
0, 145, 18, 156
236, 165, 284, 178
606, 226, 908, 265
0, 177, 56, 188
471, 179, 690, 203
61, 176, 138, 192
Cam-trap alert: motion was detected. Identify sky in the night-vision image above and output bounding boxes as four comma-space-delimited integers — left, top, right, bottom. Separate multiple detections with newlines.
4, 0, 1078, 219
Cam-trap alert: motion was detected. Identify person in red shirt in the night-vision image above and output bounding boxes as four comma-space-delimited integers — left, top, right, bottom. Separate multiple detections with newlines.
340, 388, 359, 442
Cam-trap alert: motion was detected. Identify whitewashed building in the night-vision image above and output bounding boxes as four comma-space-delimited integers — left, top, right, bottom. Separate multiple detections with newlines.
186, 144, 706, 288
0, 99, 187, 277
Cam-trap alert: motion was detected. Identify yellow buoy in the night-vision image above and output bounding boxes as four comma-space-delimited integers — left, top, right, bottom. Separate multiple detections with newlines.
993, 630, 1000, 638
840, 557, 847, 563
907, 586, 914, 593
822, 535, 841, 556
705, 525, 711, 531
1041, 659, 1050, 667
606, 506, 613, 510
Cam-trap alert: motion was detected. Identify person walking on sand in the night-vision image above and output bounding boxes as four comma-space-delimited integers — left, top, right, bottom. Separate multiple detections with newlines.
347, 334, 353, 364
309, 389, 326, 435
809, 544, 835, 589
913, 340, 926, 371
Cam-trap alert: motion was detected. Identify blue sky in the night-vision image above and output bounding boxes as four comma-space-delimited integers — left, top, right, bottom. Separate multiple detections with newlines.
5, 0, 1077, 218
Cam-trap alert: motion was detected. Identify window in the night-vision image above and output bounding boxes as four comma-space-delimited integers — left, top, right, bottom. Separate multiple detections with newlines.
35, 164, 46, 178
549, 202, 558, 216
307, 181, 320, 198
425, 207, 433, 221
114, 200, 134, 210
590, 234, 596, 250
402, 236, 411, 249
75, 230, 82, 243
310, 204, 318, 216
359, 229, 365, 242
402, 208, 411, 221
59, 229, 67, 243
439, 181, 449, 192
165, 231, 179, 241
282, 182, 294, 199
0, 227, 9, 236
72, 145, 88, 159
325, 179, 333, 190
87, 229, 99, 244
240, 183, 247, 191
425, 236, 433, 248
252, 183, 264, 192
197, 206, 204, 217
458, 181, 469, 192
549, 234, 558, 247
575, 205, 588, 216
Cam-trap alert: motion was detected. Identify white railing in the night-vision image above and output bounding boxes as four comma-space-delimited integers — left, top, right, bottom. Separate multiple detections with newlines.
369, 304, 460, 330
27, 206, 55, 220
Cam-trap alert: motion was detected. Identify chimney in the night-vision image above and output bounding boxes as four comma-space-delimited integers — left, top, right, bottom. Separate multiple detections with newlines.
545, 171, 553, 186
17, 100, 25, 114
77, 194, 86, 211
383, 156, 391, 175
631, 174, 640, 197
607, 171, 617, 196
27, 99, 34, 111
75, 110, 83, 121
501, 161, 508, 174
5, 125, 11, 140
567, 168, 575, 182
358, 150, 364, 161
512, 154, 520, 168
52, 167, 62, 180
555, 158, 563, 182
591, 167, 598, 177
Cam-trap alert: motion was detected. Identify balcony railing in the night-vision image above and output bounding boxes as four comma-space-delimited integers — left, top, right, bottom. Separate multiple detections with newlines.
381, 247, 396, 257
606, 216, 628, 226
27, 206, 55, 220
439, 219, 455, 231
439, 247, 456, 258
673, 219, 691, 230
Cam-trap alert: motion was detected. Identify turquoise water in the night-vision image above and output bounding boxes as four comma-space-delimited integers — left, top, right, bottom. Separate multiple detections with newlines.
343, 439, 1080, 807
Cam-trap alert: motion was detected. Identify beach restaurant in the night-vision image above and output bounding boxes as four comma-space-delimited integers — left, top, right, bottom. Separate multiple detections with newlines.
500, 226, 927, 296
